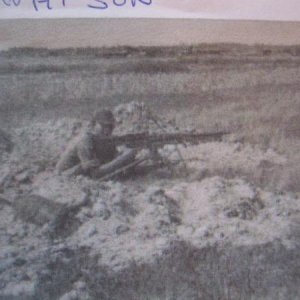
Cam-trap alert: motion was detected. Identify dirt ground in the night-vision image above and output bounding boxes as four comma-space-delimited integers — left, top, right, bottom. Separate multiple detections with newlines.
0, 45, 300, 299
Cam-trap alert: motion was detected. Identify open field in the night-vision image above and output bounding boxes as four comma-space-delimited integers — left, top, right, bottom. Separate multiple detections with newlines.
1, 44, 300, 299
1, 44, 300, 191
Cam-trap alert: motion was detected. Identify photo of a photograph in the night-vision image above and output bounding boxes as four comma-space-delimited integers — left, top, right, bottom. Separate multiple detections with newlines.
0, 5, 300, 299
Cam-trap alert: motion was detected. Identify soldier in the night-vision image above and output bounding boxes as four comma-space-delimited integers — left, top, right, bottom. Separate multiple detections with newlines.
56, 109, 136, 178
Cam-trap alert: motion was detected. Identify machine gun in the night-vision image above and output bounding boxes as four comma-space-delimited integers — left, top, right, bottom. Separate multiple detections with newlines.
99, 131, 227, 149
96, 131, 228, 181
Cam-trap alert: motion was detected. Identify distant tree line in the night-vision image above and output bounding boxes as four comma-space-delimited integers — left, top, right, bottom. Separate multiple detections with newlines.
1, 44, 300, 58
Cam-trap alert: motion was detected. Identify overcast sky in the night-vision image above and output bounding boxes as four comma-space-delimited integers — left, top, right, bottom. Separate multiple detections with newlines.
1, 0, 300, 21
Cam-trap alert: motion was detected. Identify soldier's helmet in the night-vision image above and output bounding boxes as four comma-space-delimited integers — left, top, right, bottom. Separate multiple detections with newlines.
93, 109, 115, 126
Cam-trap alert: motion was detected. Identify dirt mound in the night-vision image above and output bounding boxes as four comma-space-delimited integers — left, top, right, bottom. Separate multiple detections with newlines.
0, 103, 299, 299
10, 118, 84, 167
113, 101, 179, 135
1, 174, 299, 299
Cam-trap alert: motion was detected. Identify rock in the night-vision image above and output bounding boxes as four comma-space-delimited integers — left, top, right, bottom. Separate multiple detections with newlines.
97, 208, 111, 220
93, 202, 111, 220
15, 170, 32, 183
9, 194, 87, 239
112, 199, 138, 217
47, 205, 83, 240
146, 187, 181, 224
226, 209, 239, 218
86, 224, 97, 237
13, 194, 62, 226
146, 188, 165, 205
164, 194, 182, 225
224, 194, 265, 220
13, 258, 27, 267
115, 224, 130, 235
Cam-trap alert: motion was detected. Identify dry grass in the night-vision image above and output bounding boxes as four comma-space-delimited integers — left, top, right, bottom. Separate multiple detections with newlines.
0, 44, 300, 191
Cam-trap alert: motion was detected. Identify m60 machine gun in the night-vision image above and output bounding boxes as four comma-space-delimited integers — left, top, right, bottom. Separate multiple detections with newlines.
96, 131, 228, 181
99, 131, 226, 148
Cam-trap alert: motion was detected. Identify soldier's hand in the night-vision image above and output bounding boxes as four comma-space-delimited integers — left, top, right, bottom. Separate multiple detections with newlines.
82, 160, 99, 171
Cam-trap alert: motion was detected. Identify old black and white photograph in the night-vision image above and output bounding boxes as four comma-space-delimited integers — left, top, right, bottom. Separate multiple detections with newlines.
1, 8, 300, 300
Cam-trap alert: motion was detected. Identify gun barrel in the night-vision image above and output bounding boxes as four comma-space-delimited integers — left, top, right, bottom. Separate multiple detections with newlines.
103, 131, 228, 148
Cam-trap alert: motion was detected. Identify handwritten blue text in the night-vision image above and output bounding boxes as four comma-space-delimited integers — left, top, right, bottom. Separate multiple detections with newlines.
1, 0, 152, 11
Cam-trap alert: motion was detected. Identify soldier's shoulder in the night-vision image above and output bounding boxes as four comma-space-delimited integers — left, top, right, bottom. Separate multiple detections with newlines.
76, 131, 94, 147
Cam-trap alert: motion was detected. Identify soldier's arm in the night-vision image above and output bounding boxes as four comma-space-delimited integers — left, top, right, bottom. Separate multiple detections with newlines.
77, 134, 99, 171
92, 148, 136, 178
56, 144, 76, 172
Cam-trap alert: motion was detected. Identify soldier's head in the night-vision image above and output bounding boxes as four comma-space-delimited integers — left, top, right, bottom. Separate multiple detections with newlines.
92, 109, 115, 136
